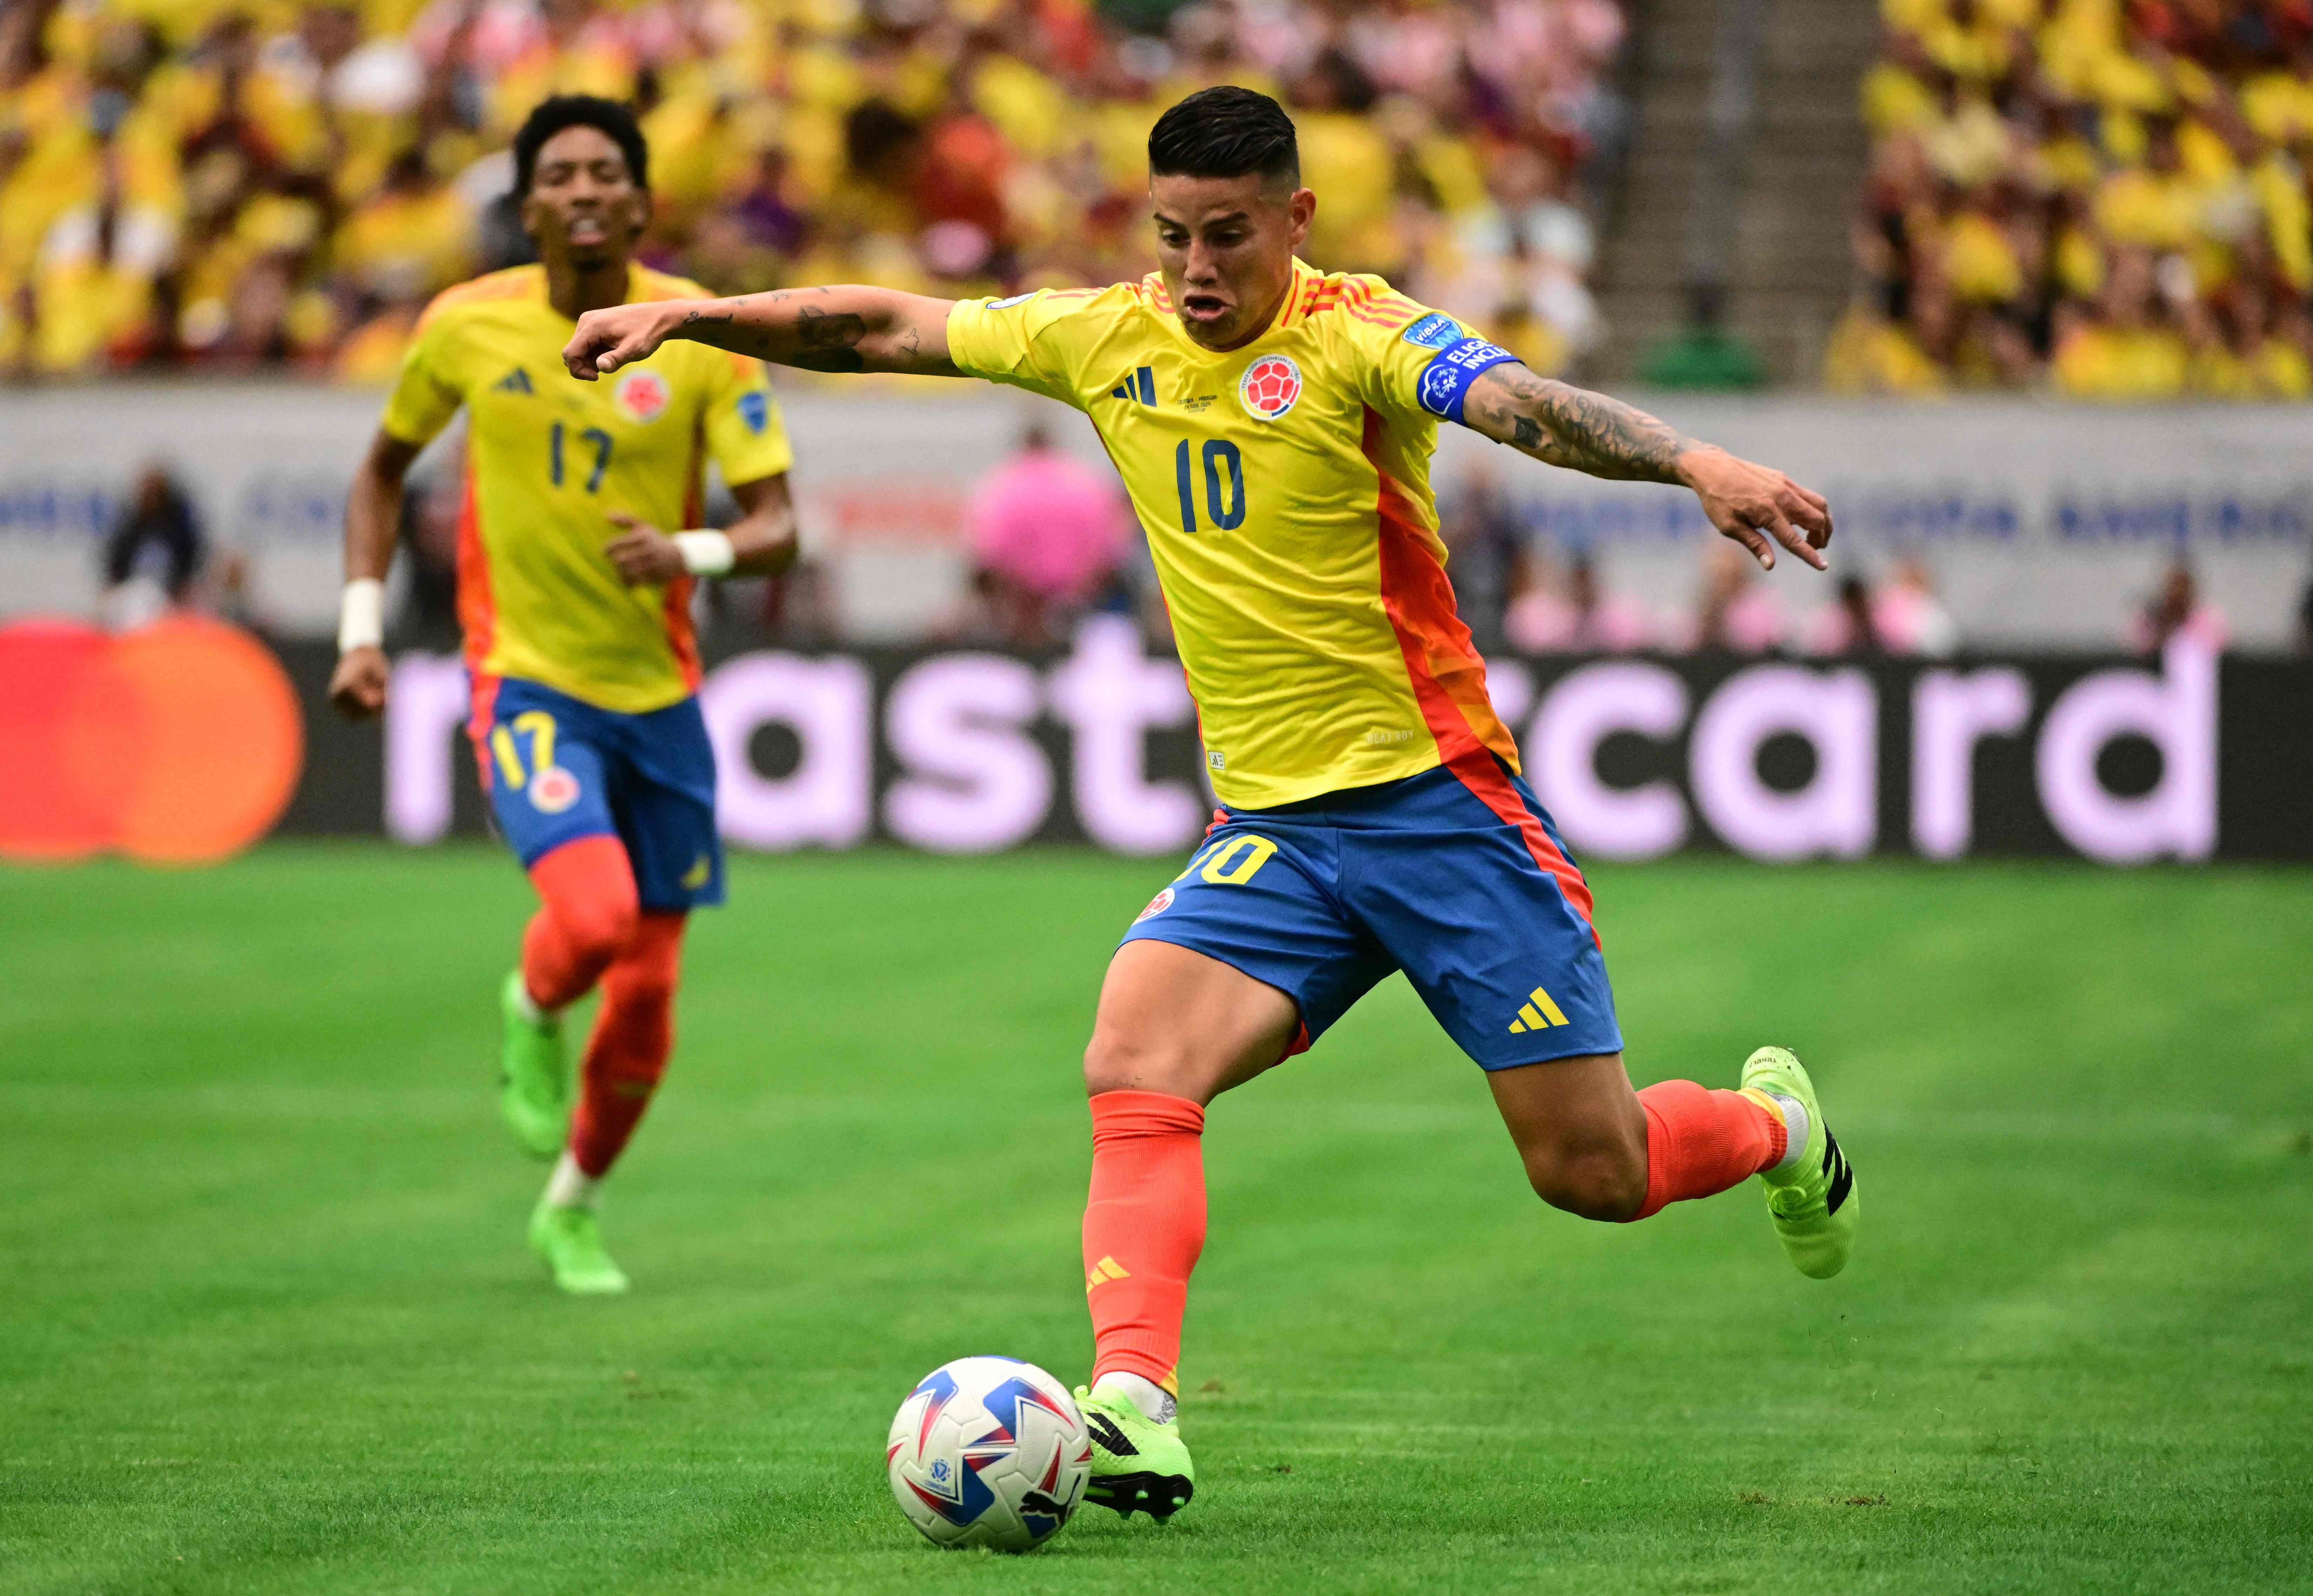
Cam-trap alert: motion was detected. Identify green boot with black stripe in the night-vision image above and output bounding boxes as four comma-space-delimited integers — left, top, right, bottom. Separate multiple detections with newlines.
1740, 1046, 1858, 1279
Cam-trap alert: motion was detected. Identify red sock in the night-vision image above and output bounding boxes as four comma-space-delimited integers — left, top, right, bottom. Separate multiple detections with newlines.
521, 835, 638, 1011
568, 912, 685, 1179
1083, 1090, 1206, 1393
1629, 1080, 1787, 1220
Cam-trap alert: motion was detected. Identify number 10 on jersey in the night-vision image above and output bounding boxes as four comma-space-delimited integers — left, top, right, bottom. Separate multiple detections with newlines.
1174, 438, 1245, 533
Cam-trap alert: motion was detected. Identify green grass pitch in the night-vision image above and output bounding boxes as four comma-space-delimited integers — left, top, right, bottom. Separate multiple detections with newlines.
4, 846, 2309, 1595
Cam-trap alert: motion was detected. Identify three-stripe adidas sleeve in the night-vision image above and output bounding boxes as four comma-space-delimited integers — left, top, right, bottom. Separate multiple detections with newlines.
379, 296, 467, 447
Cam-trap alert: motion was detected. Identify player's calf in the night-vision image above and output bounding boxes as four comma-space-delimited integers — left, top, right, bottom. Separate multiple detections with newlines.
1488, 1052, 1650, 1221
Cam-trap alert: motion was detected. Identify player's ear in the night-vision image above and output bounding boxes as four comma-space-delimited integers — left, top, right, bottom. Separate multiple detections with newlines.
1286, 187, 1315, 251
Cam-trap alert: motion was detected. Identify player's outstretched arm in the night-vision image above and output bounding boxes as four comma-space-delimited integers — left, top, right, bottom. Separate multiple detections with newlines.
562, 287, 963, 381
1463, 363, 1832, 572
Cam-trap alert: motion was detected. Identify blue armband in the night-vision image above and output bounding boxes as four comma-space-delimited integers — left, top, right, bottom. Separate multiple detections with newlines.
1416, 337, 1522, 422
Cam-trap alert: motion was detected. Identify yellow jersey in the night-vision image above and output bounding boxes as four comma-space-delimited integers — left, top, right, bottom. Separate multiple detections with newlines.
947, 259, 1520, 810
381, 264, 794, 716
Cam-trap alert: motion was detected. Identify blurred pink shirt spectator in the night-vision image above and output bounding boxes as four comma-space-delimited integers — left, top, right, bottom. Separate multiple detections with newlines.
1671, 545, 1785, 652
968, 425, 1132, 606
1872, 559, 1959, 656
1505, 561, 1656, 651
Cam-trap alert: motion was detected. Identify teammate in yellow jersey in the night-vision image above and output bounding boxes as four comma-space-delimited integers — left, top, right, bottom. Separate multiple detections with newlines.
329, 96, 800, 1296
563, 86, 1858, 1514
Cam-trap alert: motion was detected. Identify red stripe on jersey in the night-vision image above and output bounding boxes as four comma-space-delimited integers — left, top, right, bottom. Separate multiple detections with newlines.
1361, 407, 1597, 933
467, 671, 501, 789
454, 463, 500, 750
661, 437, 706, 692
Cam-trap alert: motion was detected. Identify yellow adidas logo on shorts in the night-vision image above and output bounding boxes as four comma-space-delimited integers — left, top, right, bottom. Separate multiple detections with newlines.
1507, 986, 1571, 1034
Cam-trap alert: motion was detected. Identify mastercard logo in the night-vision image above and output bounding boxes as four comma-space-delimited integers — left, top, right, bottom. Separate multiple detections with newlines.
0, 615, 304, 864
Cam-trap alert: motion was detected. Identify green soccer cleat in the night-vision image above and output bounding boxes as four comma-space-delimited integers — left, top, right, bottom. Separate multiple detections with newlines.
527, 1197, 629, 1296
498, 970, 568, 1161
1742, 1046, 1858, 1279
1075, 1387, 1196, 1520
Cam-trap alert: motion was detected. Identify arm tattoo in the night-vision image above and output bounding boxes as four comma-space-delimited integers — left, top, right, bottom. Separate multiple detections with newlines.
1478, 364, 1699, 483
790, 305, 867, 372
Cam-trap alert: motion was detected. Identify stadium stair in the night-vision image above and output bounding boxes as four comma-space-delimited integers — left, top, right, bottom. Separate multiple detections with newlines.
1595, 0, 1881, 386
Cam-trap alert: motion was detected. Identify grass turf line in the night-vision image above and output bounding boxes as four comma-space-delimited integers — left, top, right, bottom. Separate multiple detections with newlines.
1, 846, 2308, 1595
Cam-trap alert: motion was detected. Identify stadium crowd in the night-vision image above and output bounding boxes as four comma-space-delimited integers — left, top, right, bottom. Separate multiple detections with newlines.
1829, 0, 2313, 399
0, 0, 1628, 379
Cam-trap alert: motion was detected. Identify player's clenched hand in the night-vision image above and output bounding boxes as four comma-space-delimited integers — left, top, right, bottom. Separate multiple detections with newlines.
604, 515, 687, 585
329, 645, 389, 719
563, 303, 679, 381
1676, 446, 1834, 572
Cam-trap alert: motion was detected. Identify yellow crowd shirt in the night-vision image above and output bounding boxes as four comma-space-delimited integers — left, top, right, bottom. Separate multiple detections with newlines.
946, 259, 1521, 811
381, 264, 794, 715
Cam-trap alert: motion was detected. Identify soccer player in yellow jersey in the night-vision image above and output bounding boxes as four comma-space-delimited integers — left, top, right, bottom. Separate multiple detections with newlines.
564, 86, 1857, 1515
329, 97, 799, 1296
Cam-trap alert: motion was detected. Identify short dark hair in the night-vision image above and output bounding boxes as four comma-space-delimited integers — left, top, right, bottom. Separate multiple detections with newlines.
1148, 86, 1299, 188
512, 95, 648, 198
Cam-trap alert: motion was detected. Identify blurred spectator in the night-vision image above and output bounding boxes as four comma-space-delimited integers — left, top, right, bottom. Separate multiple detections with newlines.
100, 462, 203, 628
1677, 542, 1784, 653
1839, 1, 2313, 398
393, 434, 465, 647
2127, 557, 2229, 652
1638, 281, 1767, 390
1, 0, 1632, 380
964, 420, 1134, 647
1804, 574, 1888, 656
1440, 455, 1526, 647
1505, 551, 1655, 652
1874, 554, 1961, 655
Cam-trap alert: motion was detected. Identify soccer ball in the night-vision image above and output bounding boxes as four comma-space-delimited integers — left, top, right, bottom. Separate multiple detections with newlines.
886, 1356, 1091, 1552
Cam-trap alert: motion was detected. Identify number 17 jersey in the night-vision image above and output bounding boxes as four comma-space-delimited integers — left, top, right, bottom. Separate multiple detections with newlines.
946, 258, 1521, 810
382, 264, 794, 717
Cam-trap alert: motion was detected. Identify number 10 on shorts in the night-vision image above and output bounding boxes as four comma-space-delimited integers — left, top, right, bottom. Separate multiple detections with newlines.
1179, 834, 1277, 886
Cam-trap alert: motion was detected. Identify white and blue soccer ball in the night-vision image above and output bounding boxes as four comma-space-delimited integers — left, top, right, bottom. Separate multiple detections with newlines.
886, 1356, 1091, 1551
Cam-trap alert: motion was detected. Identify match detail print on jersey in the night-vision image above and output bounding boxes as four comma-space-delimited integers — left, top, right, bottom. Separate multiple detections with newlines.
944, 260, 1525, 812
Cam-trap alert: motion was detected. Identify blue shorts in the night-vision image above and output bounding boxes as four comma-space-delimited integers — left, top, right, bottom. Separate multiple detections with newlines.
477, 676, 724, 913
1120, 759, 1621, 1069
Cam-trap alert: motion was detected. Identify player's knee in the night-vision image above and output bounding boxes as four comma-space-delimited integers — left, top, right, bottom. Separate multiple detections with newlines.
553, 884, 638, 958
1083, 1027, 1199, 1100
1522, 1137, 1647, 1223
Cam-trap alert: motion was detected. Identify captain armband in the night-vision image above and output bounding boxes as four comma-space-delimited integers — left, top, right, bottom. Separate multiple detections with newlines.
1414, 337, 1522, 424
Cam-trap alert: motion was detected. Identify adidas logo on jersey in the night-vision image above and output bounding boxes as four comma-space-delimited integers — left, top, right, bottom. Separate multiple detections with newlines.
492, 367, 534, 395
1506, 985, 1571, 1034
1109, 366, 1156, 404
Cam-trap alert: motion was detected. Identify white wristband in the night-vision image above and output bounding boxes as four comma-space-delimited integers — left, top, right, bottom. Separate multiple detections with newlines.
338, 578, 385, 652
673, 530, 736, 576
